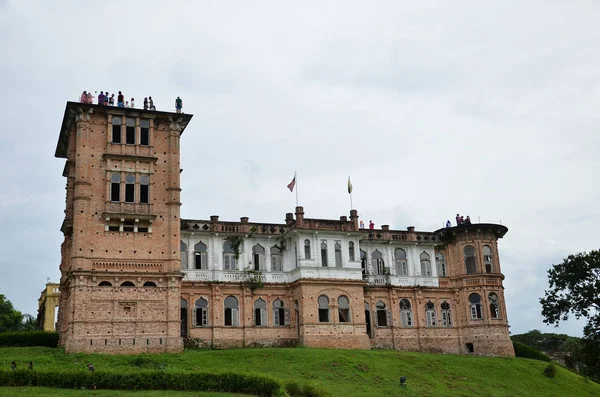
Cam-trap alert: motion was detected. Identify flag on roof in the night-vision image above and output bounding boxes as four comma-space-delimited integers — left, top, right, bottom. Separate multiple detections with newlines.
347, 176, 353, 194
287, 175, 296, 192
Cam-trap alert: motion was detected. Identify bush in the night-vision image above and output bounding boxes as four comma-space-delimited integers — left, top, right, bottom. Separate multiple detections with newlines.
544, 363, 557, 378
285, 380, 331, 397
0, 369, 283, 396
513, 341, 551, 362
0, 331, 58, 348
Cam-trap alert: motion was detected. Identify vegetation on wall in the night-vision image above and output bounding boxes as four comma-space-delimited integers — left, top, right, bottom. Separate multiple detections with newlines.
224, 235, 244, 260
243, 268, 264, 292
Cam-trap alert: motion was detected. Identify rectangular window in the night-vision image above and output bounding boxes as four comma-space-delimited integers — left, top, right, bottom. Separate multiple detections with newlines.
196, 308, 207, 326
224, 254, 236, 270
140, 125, 149, 145
426, 311, 436, 327
108, 225, 119, 232
112, 125, 121, 143
321, 249, 328, 267
224, 308, 238, 326
123, 220, 134, 232
271, 255, 282, 271
110, 183, 120, 202
376, 310, 388, 327
401, 311, 412, 327
338, 308, 350, 323
138, 227, 149, 233
195, 252, 207, 270
126, 125, 135, 144
140, 184, 149, 204
441, 311, 452, 327
318, 308, 329, 322
125, 183, 135, 203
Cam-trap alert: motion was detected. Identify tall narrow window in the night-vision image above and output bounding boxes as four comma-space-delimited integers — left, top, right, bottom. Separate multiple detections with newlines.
441, 301, 452, 327
348, 241, 355, 261
270, 246, 283, 272
180, 241, 188, 269
338, 295, 350, 323
420, 252, 432, 276
111, 117, 122, 143
372, 250, 384, 275
223, 241, 237, 270
364, 301, 372, 338
320, 241, 328, 267
140, 119, 150, 146
334, 241, 342, 267
469, 293, 483, 319
224, 296, 239, 326
483, 245, 493, 273
395, 248, 408, 276
125, 174, 135, 203
436, 252, 447, 277
139, 174, 150, 204
360, 250, 366, 274
464, 246, 477, 274
194, 241, 207, 270
304, 239, 311, 259
110, 173, 121, 202
318, 295, 329, 322
254, 298, 267, 326
273, 299, 288, 326
126, 118, 135, 144
376, 301, 389, 327
400, 299, 412, 327
425, 301, 436, 327
489, 293, 500, 319
252, 244, 265, 271
194, 298, 208, 326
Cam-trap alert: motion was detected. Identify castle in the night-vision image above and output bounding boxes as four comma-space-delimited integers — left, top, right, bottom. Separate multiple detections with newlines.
55, 101, 514, 356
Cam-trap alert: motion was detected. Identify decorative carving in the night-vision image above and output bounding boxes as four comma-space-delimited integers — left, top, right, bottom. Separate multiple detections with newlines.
169, 116, 185, 132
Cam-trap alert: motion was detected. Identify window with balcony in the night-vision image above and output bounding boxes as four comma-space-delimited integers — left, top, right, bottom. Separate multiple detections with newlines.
400, 299, 412, 327
420, 252, 432, 276
252, 244, 265, 271
338, 295, 350, 323
360, 250, 366, 274
334, 241, 342, 267
273, 299, 289, 326
469, 293, 483, 319
223, 241, 237, 270
111, 117, 121, 143
320, 241, 328, 267
436, 252, 447, 277
372, 250, 384, 275
180, 241, 188, 269
304, 239, 311, 259
348, 241, 355, 261
254, 298, 267, 326
270, 246, 283, 272
489, 292, 500, 318
464, 246, 477, 274
224, 296, 239, 326
194, 241, 207, 270
140, 174, 150, 204
483, 245, 493, 273
425, 301, 436, 327
126, 118, 135, 144
125, 174, 135, 203
140, 119, 150, 146
318, 295, 329, 322
395, 248, 408, 276
194, 297, 208, 326
441, 301, 452, 327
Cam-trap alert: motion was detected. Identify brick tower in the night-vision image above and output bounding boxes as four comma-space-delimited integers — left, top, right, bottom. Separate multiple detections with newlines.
55, 101, 193, 353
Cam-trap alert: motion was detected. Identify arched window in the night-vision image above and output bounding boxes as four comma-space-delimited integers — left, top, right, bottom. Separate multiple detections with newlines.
334, 241, 342, 267
223, 241, 237, 270
441, 301, 452, 327
194, 241, 207, 270
273, 299, 288, 326
111, 117, 122, 143
194, 298, 208, 326
140, 174, 150, 204
464, 246, 477, 274
126, 118, 135, 144
436, 252, 446, 277
224, 296, 239, 326
98, 281, 112, 287
180, 241, 188, 269
420, 252, 432, 276
375, 301, 389, 327
372, 250, 384, 275
318, 295, 329, 322
270, 246, 283, 272
489, 293, 500, 319
348, 241, 355, 261
395, 248, 408, 276
483, 245, 493, 273
254, 298, 267, 326
125, 174, 135, 203
143, 281, 157, 287
360, 250, 367, 274
120, 281, 135, 287
320, 241, 328, 267
469, 293, 483, 319
110, 173, 120, 202
252, 244, 265, 271
400, 299, 412, 327
425, 301, 436, 327
304, 239, 311, 259
140, 119, 150, 146
181, 298, 188, 309
338, 295, 350, 322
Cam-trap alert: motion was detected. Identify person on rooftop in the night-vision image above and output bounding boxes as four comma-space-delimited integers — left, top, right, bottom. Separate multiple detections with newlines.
80, 91, 87, 103
104, 91, 109, 105
130, 98, 135, 108
143, 97, 148, 110
456, 214, 461, 225
117, 91, 124, 108
98, 91, 105, 105
464, 215, 471, 225
175, 96, 182, 113
445, 220, 451, 228
149, 96, 155, 110
369, 220, 374, 230
86, 91, 94, 104
109, 94, 115, 106
125, 100, 129, 108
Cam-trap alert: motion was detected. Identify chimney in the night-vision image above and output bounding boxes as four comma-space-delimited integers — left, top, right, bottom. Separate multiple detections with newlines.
240, 217, 249, 224
285, 213, 294, 225
349, 209, 359, 231
210, 215, 219, 223
407, 226, 415, 233
340, 216, 348, 222
295, 206, 305, 227
381, 225, 390, 231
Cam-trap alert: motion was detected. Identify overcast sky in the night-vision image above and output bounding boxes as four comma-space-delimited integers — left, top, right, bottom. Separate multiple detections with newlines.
1, 0, 598, 337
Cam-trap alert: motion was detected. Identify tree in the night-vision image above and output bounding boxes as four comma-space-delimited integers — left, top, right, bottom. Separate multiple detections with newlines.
540, 249, 600, 380
0, 294, 24, 333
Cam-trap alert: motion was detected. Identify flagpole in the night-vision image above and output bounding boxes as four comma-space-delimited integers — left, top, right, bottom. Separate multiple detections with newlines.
295, 171, 299, 208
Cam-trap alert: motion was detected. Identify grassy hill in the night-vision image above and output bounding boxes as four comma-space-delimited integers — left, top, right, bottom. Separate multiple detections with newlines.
1, 347, 599, 396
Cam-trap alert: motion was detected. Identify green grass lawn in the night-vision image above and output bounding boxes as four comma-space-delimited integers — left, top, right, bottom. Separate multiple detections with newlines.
1, 347, 599, 397
0, 387, 249, 397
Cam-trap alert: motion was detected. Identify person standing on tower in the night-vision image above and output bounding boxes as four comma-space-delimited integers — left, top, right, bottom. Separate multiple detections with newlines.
143, 97, 148, 110
149, 96, 155, 110
117, 91, 124, 108
175, 96, 182, 113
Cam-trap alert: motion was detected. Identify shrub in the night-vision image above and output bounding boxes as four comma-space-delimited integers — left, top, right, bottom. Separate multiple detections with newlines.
544, 363, 557, 378
513, 341, 551, 362
285, 380, 331, 397
0, 331, 59, 348
0, 369, 283, 396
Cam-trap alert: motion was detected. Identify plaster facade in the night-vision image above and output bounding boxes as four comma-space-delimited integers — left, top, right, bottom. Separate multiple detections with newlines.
55, 102, 514, 356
